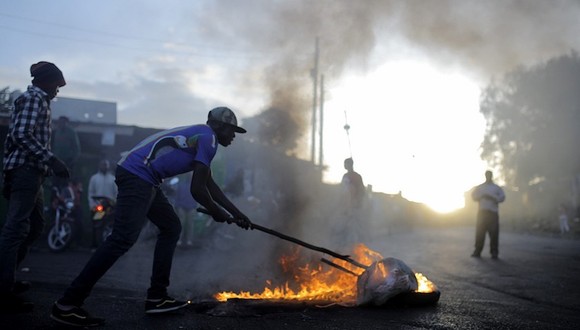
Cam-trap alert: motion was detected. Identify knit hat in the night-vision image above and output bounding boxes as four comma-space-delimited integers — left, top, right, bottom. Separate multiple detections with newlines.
30, 61, 66, 87
207, 107, 247, 133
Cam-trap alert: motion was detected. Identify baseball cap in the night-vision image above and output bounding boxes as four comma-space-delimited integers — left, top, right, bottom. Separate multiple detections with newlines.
207, 107, 247, 133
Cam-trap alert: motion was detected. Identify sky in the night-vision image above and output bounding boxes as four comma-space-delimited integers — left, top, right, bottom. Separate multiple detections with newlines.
2, 0, 580, 213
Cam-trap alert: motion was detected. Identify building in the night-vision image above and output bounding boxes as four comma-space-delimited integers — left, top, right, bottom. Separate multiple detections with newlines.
52, 97, 117, 125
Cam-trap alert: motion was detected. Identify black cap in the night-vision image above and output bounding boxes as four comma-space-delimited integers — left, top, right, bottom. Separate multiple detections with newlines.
207, 107, 246, 133
30, 61, 66, 87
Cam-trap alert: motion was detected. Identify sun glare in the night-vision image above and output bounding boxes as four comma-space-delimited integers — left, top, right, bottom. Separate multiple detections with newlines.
324, 60, 486, 213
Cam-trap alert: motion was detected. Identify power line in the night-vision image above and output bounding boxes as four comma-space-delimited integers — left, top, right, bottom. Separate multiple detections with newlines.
0, 12, 267, 59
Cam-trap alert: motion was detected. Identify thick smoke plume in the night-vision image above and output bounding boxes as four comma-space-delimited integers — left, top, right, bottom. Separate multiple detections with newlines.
177, 0, 580, 294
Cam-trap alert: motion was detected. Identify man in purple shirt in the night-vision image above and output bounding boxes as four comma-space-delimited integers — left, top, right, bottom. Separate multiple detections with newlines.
51, 107, 252, 327
0, 62, 69, 313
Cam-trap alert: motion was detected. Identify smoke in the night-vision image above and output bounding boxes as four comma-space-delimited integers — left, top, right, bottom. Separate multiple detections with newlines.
195, 0, 580, 83
189, 0, 580, 192
167, 0, 580, 292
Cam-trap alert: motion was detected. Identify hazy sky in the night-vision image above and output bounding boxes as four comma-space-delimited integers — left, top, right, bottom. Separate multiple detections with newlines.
2, 0, 580, 212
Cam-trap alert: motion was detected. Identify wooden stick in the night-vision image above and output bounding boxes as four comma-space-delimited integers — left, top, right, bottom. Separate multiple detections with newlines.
320, 258, 359, 276
197, 207, 368, 269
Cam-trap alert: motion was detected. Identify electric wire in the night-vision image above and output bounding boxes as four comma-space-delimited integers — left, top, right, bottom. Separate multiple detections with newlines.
0, 12, 266, 60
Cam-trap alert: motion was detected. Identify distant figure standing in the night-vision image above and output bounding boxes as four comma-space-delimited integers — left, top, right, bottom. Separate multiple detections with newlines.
51, 116, 80, 178
87, 160, 117, 209
339, 157, 366, 244
558, 204, 570, 235
87, 160, 117, 248
0, 61, 68, 313
471, 170, 506, 259
341, 157, 365, 210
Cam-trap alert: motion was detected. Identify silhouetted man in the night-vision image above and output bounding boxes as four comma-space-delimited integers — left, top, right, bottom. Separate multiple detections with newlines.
471, 170, 505, 259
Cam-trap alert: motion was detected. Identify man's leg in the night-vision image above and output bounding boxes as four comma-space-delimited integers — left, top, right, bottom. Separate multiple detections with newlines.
58, 169, 154, 307
184, 209, 195, 245
488, 213, 500, 258
472, 211, 485, 256
0, 168, 43, 293
146, 188, 181, 299
16, 187, 45, 266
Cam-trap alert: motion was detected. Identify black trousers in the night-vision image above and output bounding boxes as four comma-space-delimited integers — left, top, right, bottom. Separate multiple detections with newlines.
474, 210, 499, 257
0, 166, 45, 293
59, 167, 181, 306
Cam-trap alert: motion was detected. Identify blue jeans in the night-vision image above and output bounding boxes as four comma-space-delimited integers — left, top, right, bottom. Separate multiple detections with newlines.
0, 166, 45, 293
59, 166, 181, 306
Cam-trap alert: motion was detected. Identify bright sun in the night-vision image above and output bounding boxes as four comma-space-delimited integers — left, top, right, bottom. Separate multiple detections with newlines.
323, 60, 487, 213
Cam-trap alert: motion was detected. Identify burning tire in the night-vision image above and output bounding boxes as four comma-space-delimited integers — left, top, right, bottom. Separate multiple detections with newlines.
382, 290, 441, 307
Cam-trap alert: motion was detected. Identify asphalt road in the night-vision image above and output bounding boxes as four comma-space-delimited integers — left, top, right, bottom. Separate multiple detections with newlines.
1, 225, 579, 329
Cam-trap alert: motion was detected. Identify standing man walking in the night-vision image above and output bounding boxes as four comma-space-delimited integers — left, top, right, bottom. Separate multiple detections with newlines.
471, 170, 506, 259
339, 157, 366, 244
51, 115, 81, 182
0, 61, 69, 312
51, 107, 252, 327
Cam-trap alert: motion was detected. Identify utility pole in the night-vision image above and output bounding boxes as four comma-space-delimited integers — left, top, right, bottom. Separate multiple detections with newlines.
344, 110, 352, 158
318, 74, 325, 168
310, 37, 319, 164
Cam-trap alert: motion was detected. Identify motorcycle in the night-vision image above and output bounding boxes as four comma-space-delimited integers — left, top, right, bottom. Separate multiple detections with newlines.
91, 196, 116, 247
46, 186, 77, 252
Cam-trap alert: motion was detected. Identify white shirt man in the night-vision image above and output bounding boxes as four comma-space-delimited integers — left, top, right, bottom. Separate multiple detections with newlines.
87, 160, 117, 209
471, 170, 505, 259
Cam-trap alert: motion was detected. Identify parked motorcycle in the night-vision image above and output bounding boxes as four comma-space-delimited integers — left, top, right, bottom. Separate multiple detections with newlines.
46, 186, 77, 252
91, 196, 116, 247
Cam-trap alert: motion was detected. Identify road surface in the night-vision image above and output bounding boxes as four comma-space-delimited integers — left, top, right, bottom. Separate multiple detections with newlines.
1, 225, 579, 329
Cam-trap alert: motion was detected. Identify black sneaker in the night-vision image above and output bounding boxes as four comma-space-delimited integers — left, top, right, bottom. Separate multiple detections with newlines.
145, 296, 189, 314
50, 302, 105, 327
0, 292, 33, 313
13, 281, 31, 294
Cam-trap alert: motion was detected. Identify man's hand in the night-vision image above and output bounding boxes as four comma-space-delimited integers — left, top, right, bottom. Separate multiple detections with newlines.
233, 213, 252, 230
48, 156, 70, 178
200, 207, 252, 230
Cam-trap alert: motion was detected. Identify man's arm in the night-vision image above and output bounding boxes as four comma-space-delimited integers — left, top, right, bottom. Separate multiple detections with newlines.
13, 95, 52, 163
206, 173, 245, 219
190, 161, 250, 229
496, 186, 506, 203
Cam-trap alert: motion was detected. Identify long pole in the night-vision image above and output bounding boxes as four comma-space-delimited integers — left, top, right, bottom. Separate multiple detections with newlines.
318, 74, 324, 168
196, 208, 368, 270
344, 110, 352, 158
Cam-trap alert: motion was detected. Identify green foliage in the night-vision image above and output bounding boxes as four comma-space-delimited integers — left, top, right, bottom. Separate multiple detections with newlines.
0, 87, 12, 113
480, 52, 580, 215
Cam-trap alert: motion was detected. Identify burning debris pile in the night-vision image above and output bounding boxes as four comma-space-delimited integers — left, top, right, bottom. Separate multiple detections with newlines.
214, 244, 439, 307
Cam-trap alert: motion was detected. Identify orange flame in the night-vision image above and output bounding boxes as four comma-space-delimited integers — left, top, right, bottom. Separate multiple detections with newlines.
214, 244, 437, 303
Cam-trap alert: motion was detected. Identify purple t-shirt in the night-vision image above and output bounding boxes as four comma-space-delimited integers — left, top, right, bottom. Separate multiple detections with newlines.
118, 124, 218, 185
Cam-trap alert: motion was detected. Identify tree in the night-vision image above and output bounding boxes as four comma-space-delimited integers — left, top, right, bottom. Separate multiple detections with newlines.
0, 87, 13, 113
479, 52, 580, 215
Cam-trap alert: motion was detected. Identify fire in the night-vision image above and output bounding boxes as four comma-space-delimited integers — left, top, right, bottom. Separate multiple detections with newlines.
214, 244, 437, 303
